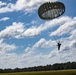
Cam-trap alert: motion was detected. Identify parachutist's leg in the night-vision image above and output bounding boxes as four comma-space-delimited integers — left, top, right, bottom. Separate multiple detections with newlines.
58, 46, 60, 50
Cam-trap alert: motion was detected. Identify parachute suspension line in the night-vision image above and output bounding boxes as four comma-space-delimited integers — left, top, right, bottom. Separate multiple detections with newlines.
52, 36, 58, 43
48, 29, 58, 43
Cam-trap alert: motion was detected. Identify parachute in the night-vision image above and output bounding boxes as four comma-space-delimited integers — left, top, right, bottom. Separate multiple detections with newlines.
38, 1, 65, 20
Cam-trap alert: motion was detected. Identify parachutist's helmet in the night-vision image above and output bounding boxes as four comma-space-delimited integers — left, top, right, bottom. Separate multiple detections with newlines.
38, 1, 65, 20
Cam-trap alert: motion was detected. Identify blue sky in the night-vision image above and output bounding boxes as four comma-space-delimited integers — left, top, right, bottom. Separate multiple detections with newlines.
0, 0, 76, 69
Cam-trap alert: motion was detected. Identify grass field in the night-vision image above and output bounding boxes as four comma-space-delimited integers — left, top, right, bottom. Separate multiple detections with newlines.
0, 70, 76, 75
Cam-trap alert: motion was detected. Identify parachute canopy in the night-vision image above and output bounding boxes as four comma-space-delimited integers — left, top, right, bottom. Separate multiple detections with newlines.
38, 1, 65, 20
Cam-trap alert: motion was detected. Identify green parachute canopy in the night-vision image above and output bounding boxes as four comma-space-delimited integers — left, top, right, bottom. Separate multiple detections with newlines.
38, 1, 65, 20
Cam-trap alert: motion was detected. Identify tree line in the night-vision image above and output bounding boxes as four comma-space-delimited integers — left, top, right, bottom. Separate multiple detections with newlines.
0, 61, 76, 73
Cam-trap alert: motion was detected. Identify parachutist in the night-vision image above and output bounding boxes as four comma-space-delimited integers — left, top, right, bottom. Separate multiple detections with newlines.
52, 36, 61, 50
57, 41, 61, 50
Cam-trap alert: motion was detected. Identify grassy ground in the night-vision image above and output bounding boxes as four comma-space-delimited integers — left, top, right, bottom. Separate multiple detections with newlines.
0, 70, 76, 75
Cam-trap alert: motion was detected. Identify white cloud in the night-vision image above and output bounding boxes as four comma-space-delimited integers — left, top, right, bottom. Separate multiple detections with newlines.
33, 38, 46, 48
33, 38, 55, 48
50, 17, 76, 36
0, 17, 10, 21
0, 0, 58, 13
0, 1, 6, 7
0, 39, 17, 54
23, 32, 76, 66
24, 40, 76, 67
0, 22, 25, 39
18, 16, 71, 38
0, 3, 14, 13
0, 16, 74, 39
70, 29, 76, 40
0, 34, 76, 69
20, 27, 39, 38
31, 20, 37, 24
